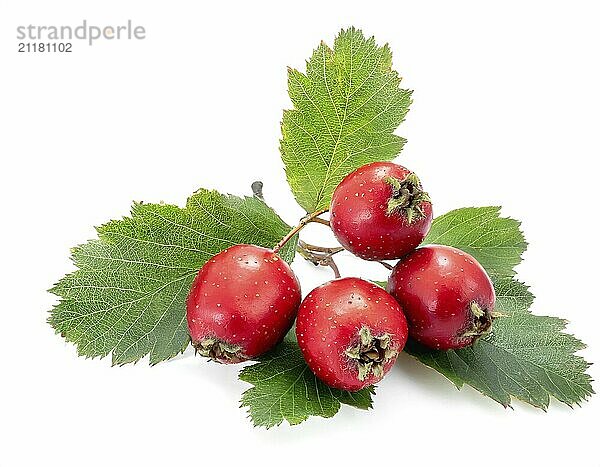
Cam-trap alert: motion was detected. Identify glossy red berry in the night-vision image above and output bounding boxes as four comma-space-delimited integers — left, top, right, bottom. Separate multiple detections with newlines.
296, 277, 408, 391
330, 162, 433, 260
387, 245, 496, 350
186, 244, 301, 363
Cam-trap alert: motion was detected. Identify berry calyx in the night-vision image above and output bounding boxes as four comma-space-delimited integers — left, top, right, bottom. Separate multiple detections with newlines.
344, 326, 398, 381
193, 338, 245, 363
186, 244, 301, 363
385, 173, 431, 223
387, 245, 496, 350
330, 162, 433, 261
296, 277, 408, 391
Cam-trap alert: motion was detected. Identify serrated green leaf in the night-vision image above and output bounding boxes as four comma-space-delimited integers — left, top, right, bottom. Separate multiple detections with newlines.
49, 189, 296, 365
281, 27, 412, 212
376, 207, 593, 408
423, 206, 527, 280
407, 278, 593, 408
239, 333, 375, 428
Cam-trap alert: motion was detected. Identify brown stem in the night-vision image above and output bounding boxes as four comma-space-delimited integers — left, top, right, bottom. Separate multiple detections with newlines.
377, 260, 394, 271
322, 256, 341, 278
296, 241, 342, 278
251, 181, 264, 200
298, 240, 344, 255
308, 217, 330, 226
273, 209, 329, 253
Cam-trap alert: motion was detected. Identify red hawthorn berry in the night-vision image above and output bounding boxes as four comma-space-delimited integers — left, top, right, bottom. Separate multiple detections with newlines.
330, 162, 433, 261
296, 277, 408, 391
387, 245, 496, 350
186, 244, 301, 363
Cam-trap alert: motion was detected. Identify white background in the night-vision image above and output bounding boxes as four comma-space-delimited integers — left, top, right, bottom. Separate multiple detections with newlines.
1, 1, 599, 465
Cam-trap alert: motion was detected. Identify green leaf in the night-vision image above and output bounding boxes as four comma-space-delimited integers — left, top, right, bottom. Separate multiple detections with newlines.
380, 207, 593, 408
406, 278, 594, 408
49, 189, 296, 365
423, 206, 527, 280
239, 333, 375, 428
281, 27, 412, 212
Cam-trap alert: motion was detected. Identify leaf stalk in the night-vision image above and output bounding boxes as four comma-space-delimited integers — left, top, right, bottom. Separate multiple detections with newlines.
273, 209, 329, 253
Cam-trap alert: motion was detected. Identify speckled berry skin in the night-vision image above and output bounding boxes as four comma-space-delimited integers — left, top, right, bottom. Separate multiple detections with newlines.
387, 245, 496, 350
330, 162, 433, 260
186, 244, 301, 363
296, 278, 408, 391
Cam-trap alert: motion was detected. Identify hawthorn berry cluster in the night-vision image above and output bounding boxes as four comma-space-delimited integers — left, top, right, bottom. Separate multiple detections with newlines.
186, 161, 496, 391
